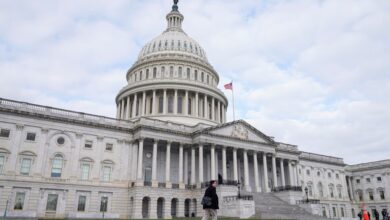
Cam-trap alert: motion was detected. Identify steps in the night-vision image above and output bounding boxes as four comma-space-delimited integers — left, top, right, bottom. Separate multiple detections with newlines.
251, 192, 328, 220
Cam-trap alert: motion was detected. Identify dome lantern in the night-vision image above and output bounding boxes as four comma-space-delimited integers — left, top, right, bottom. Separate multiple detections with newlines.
166, 0, 184, 32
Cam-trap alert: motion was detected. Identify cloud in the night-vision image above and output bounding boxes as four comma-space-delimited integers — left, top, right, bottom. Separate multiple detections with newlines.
0, 0, 389, 164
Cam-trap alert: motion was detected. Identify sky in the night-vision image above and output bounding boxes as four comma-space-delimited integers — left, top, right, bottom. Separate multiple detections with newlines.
0, 0, 389, 165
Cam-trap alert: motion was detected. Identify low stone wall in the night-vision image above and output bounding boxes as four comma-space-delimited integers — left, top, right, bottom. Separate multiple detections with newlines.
219, 196, 255, 219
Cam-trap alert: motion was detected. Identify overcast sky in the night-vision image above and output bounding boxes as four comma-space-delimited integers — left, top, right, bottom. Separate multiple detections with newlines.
1, 0, 389, 164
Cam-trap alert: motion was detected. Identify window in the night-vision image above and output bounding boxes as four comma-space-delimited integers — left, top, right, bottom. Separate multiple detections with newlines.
201, 72, 204, 82
102, 166, 111, 182
188, 97, 192, 115
20, 158, 31, 175
26, 132, 36, 141
377, 177, 382, 182
84, 140, 93, 149
337, 187, 342, 198
194, 70, 198, 80
178, 67, 182, 78
144, 167, 152, 182
0, 129, 10, 138
81, 164, 90, 180
308, 185, 313, 197
170, 66, 173, 78
341, 207, 345, 217
206, 75, 209, 84
146, 69, 149, 79
140, 71, 143, 80
379, 190, 385, 200
51, 155, 63, 177
100, 197, 108, 212
177, 96, 182, 114
306, 170, 310, 176
368, 191, 374, 200
366, 178, 371, 183
357, 191, 363, 201
168, 96, 173, 113
0, 156, 4, 174
57, 137, 65, 145
105, 143, 113, 151
161, 66, 165, 75
328, 172, 331, 178
322, 207, 327, 217
153, 67, 157, 78
318, 183, 324, 197
329, 186, 334, 198
317, 171, 321, 177
158, 96, 164, 113
356, 179, 360, 184
336, 174, 339, 179
186, 68, 190, 79
77, 196, 86, 212
14, 192, 25, 210
46, 194, 58, 211
333, 207, 337, 217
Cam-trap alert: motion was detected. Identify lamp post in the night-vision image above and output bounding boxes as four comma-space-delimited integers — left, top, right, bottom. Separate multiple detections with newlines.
237, 180, 241, 199
304, 187, 309, 203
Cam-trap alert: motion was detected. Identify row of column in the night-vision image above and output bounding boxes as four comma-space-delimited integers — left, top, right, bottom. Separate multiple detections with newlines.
134, 139, 299, 192
116, 89, 226, 123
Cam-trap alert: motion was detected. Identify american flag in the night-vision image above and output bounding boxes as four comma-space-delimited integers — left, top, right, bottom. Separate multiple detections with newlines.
224, 82, 233, 90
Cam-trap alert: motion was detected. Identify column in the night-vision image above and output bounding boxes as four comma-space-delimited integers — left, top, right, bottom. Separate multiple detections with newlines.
288, 160, 293, 186
179, 144, 184, 188
185, 90, 189, 115
132, 94, 137, 117
152, 90, 156, 115
296, 164, 301, 186
142, 91, 146, 116
215, 149, 219, 179
126, 96, 131, 119
272, 155, 278, 188
233, 148, 238, 182
222, 147, 227, 182
210, 144, 216, 180
151, 139, 158, 187
174, 89, 178, 114
121, 99, 125, 119
163, 89, 167, 114
347, 176, 353, 201
198, 145, 204, 186
243, 150, 250, 191
195, 92, 199, 117
191, 147, 196, 185
253, 152, 261, 192
217, 100, 221, 123
263, 153, 269, 192
131, 141, 138, 181
165, 141, 171, 188
116, 102, 120, 118
280, 159, 286, 187
136, 139, 144, 186
211, 97, 215, 121
203, 95, 208, 118
184, 150, 188, 184
222, 105, 225, 122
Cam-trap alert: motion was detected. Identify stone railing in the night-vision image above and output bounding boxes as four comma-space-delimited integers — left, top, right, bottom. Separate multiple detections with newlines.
299, 151, 345, 165
223, 195, 253, 202
296, 199, 321, 204
272, 185, 303, 192
0, 97, 132, 127
221, 195, 255, 218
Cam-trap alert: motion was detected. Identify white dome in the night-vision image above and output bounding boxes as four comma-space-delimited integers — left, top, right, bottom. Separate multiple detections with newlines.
138, 30, 208, 62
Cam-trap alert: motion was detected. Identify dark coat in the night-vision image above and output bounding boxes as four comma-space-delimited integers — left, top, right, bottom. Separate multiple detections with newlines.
203, 186, 219, 210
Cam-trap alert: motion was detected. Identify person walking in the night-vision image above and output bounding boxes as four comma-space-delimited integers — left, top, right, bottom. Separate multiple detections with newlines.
201, 180, 219, 220
373, 209, 379, 220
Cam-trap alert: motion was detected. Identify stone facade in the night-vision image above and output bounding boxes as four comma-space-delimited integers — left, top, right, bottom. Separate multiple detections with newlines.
0, 1, 389, 219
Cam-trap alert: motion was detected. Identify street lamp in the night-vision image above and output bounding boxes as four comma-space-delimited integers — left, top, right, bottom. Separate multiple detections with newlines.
304, 187, 309, 203
237, 181, 241, 199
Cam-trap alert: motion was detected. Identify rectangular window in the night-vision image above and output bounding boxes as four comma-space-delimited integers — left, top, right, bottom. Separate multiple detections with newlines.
158, 97, 164, 113
105, 143, 113, 151
0, 129, 10, 138
102, 166, 111, 182
306, 170, 310, 176
328, 173, 331, 178
0, 156, 4, 174
46, 194, 58, 211
369, 191, 374, 200
380, 190, 385, 200
168, 96, 173, 113
77, 195, 86, 212
26, 132, 36, 141
84, 140, 93, 149
377, 176, 382, 182
356, 179, 360, 184
81, 164, 90, 180
366, 178, 371, 183
14, 192, 25, 210
177, 96, 182, 114
333, 207, 337, 217
51, 158, 62, 177
341, 208, 345, 217
20, 158, 31, 175
336, 174, 339, 179
100, 196, 108, 212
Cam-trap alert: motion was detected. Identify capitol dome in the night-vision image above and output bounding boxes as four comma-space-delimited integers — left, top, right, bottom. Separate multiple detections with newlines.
116, 1, 228, 126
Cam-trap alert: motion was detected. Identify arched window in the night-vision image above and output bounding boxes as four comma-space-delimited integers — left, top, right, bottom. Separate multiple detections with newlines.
329, 184, 334, 198
356, 190, 363, 201
161, 66, 165, 75
195, 70, 198, 81
307, 182, 313, 197
178, 67, 182, 78
158, 96, 164, 113
153, 67, 157, 78
201, 72, 204, 82
318, 182, 324, 197
140, 71, 143, 80
337, 185, 343, 198
51, 154, 63, 177
187, 68, 190, 79
170, 66, 174, 78
206, 74, 209, 84
146, 69, 149, 79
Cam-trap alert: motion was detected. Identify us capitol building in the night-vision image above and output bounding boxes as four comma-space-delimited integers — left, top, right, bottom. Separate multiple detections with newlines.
0, 1, 389, 219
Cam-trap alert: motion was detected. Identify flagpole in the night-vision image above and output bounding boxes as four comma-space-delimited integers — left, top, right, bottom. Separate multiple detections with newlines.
231, 81, 235, 121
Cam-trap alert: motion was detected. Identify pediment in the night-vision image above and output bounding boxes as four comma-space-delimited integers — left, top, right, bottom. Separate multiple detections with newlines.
201, 120, 275, 144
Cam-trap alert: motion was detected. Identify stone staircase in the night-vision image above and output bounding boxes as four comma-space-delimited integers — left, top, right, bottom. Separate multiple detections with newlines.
252, 192, 328, 220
